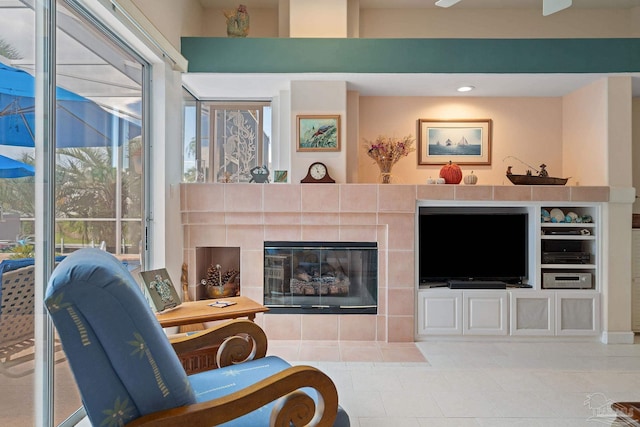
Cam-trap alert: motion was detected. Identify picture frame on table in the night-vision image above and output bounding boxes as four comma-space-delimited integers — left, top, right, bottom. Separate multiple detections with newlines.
139, 268, 181, 312
418, 118, 492, 165
296, 115, 341, 152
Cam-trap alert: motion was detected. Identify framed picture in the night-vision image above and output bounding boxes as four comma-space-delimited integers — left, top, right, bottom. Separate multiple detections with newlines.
418, 119, 492, 165
296, 115, 341, 152
273, 170, 288, 183
139, 268, 181, 312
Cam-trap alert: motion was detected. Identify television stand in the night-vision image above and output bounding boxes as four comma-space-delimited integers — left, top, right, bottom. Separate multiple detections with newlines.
447, 280, 507, 290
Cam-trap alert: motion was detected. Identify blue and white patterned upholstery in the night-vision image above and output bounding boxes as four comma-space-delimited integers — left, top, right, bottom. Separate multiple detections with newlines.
45, 248, 350, 426
45, 249, 195, 425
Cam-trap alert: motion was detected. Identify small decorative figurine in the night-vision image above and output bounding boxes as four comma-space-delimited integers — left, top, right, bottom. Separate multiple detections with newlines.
224, 4, 250, 38
538, 164, 549, 177
249, 165, 270, 183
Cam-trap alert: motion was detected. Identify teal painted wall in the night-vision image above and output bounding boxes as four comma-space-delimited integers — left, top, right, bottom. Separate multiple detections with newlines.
181, 38, 640, 74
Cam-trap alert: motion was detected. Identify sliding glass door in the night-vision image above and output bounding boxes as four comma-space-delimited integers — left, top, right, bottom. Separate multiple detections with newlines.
0, 0, 148, 424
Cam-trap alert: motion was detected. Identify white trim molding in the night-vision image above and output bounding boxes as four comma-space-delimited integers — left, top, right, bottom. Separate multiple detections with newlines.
601, 331, 636, 344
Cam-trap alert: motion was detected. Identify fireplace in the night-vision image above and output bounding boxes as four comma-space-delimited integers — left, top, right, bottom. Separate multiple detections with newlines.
263, 241, 378, 314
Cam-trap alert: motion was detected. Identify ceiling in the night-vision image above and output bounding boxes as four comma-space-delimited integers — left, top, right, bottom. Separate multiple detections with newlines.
183, 71, 640, 100
188, 0, 640, 99
199, 0, 640, 10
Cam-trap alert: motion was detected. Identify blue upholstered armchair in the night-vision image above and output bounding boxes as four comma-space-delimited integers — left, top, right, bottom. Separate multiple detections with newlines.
45, 248, 349, 426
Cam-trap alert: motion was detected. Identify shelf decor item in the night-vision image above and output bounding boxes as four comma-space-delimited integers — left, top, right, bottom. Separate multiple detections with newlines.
463, 171, 478, 185
139, 268, 181, 312
439, 160, 463, 184
418, 118, 492, 165
249, 165, 269, 183
505, 159, 568, 185
363, 134, 415, 183
273, 170, 288, 183
201, 264, 240, 299
223, 4, 249, 37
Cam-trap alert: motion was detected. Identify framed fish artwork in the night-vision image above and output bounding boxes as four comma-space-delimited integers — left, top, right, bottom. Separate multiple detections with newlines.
296, 115, 341, 152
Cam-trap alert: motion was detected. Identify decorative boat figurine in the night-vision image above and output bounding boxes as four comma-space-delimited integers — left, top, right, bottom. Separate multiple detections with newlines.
505, 163, 569, 186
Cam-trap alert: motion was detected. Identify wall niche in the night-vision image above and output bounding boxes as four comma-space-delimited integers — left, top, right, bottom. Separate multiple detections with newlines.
195, 246, 241, 300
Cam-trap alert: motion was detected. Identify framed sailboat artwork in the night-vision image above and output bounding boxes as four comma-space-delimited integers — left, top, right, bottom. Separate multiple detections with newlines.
418, 118, 492, 165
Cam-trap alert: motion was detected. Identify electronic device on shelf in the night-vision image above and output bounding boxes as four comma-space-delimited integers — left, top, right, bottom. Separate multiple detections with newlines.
542, 252, 591, 264
542, 240, 582, 252
447, 280, 507, 290
544, 229, 582, 235
543, 272, 592, 289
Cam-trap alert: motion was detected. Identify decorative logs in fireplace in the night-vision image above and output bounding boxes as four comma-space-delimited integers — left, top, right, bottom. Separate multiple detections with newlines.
290, 275, 350, 296
290, 253, 350, 295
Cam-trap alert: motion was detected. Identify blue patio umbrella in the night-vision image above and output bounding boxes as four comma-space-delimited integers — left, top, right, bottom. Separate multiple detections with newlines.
0, 62, 140, 148
0, 154, 34, 178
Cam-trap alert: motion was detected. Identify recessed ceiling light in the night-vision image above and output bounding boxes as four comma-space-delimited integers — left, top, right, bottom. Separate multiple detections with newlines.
457, 85, 475, 92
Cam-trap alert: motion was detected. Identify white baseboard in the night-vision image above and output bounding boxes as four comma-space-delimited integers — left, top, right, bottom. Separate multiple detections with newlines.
601, 331, 635, 344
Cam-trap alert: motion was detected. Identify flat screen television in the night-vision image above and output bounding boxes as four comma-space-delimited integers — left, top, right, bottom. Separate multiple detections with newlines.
418, 207, 528, 285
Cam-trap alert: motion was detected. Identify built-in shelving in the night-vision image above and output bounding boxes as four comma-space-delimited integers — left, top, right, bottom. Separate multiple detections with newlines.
539, 206, 599, 291
417, 202, 602, 338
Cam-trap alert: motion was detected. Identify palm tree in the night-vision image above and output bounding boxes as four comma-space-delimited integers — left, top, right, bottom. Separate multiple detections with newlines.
0, 37, 22, 59
55, 147, 141, 249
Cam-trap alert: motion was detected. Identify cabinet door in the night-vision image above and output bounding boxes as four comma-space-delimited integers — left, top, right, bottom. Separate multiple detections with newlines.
510, 291, 555, 336
417, 290, 462, 335
463, 291, 508, 335
555, 291, 600, 335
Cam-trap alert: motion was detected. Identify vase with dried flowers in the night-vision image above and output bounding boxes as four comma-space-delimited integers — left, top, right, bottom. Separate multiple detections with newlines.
363, 135, 415, 183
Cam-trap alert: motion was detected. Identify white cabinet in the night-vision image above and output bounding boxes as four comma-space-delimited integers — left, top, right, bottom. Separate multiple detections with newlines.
555, 291, 600, 336
417, 290, 462, 335
417, 290, 507, 336
510, 291, 555, 336
417, 289, 600, 337
463, 291, 508, 335
509, 290, 600, 336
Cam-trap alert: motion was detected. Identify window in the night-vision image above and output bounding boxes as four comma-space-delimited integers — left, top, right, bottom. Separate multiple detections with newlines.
183, 101, 271, 183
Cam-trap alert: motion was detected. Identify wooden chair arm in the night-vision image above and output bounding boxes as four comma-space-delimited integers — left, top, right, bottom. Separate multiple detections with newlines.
169, 320, 268, 374
125, 365, 339, 427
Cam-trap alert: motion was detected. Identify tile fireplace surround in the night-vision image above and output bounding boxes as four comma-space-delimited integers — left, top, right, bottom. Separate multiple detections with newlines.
180, 183, 609, 342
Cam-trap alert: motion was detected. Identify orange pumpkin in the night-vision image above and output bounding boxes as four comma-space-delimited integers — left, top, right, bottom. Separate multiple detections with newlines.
439, 161, 463, 184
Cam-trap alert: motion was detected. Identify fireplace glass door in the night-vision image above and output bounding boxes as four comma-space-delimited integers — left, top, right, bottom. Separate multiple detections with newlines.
264, 241, 377, 314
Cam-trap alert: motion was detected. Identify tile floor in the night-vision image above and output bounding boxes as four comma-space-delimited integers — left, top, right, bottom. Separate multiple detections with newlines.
266, 337, 640, 427
4, 337, 640, 426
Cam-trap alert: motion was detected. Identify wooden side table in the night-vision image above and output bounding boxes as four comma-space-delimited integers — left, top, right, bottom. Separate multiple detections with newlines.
156, 296, 269, 374
155, 296, 268, 328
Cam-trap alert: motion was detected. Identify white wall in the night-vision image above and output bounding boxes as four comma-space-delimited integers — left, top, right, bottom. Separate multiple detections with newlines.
131, 0, 202, 50
132, 2, 640, 40
360, 8, 640, 38
607, 77, 633, 188
634, 98, 640, 213
289, 0, 348, 37
149, 64, 186, 286
562, 80, 608, 186
271, 90, 292, 179
290, 81, 347, 183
